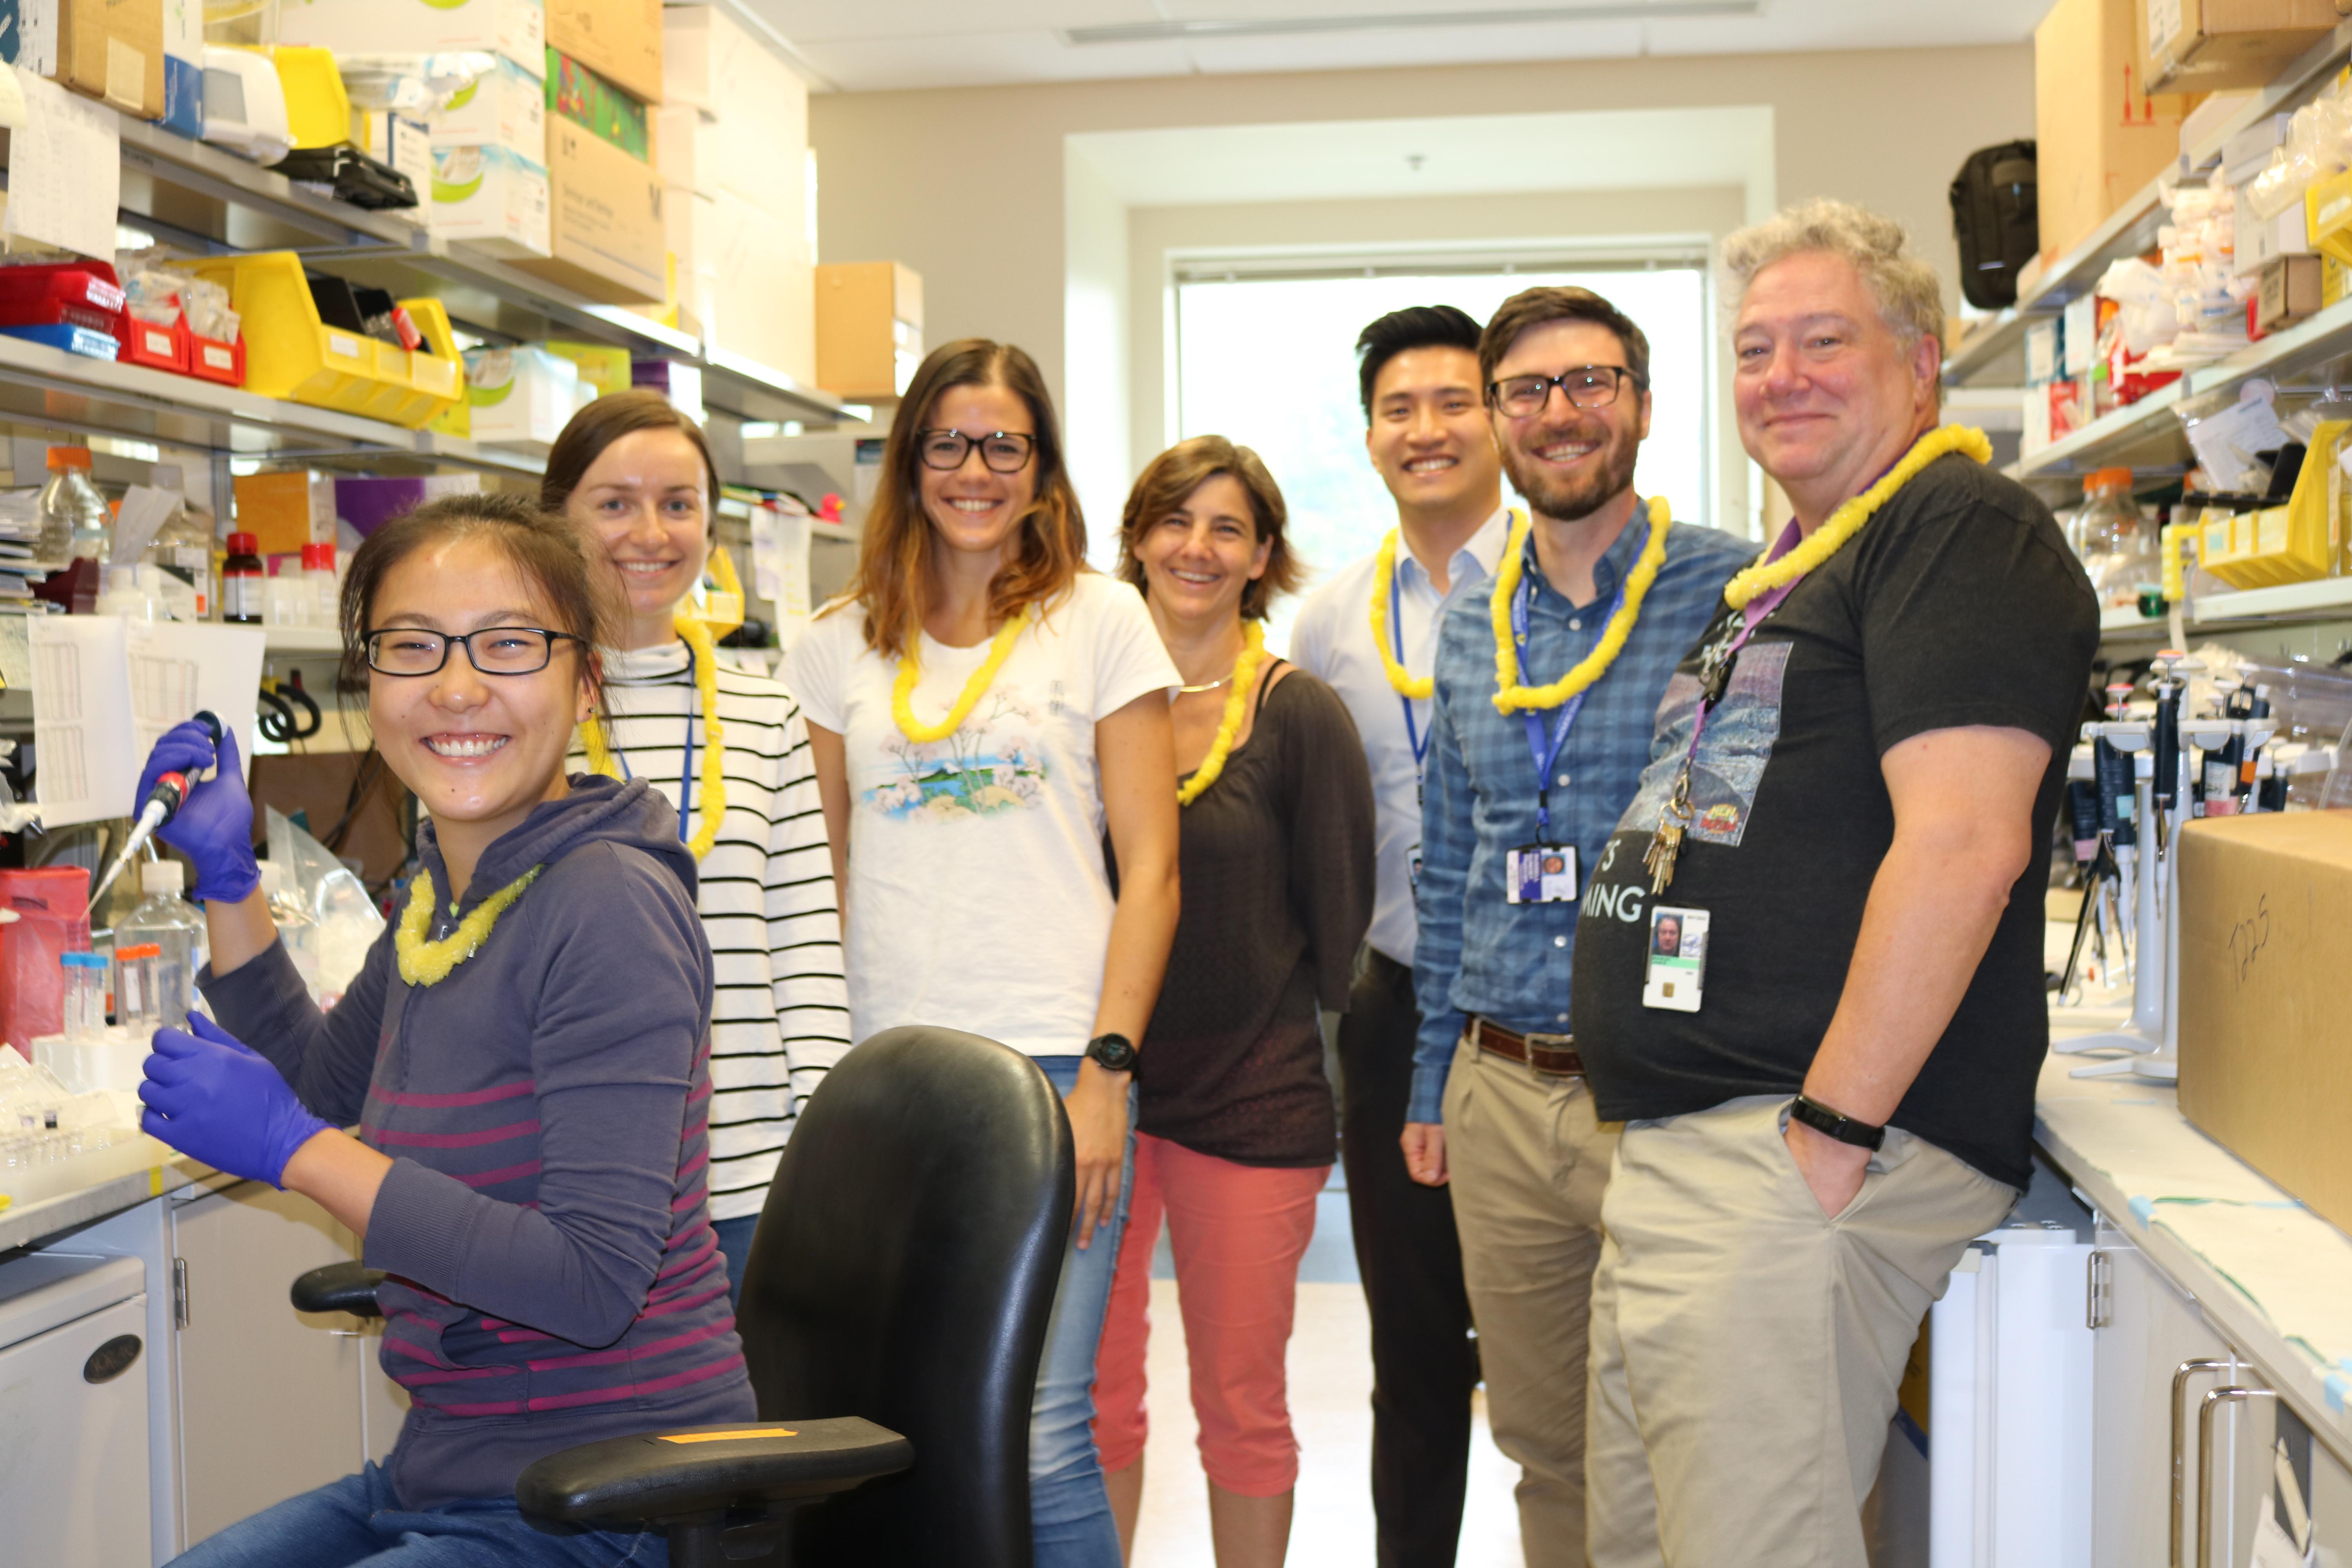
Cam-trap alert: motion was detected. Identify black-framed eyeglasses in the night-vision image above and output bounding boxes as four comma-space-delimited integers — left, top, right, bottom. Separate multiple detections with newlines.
916, 429, 1038, 473
1487, 365, 1647, 418
362, 626, 588, 677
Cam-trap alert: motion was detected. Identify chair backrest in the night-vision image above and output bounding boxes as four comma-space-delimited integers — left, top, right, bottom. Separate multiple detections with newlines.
739, 1025, 1074, 1568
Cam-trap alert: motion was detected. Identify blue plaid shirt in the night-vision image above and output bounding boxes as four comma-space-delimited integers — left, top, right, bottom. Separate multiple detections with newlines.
1410, 510, 1755, 1122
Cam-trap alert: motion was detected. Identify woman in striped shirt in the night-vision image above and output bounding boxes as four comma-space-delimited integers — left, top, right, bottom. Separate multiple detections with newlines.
546, 390, 850, 1306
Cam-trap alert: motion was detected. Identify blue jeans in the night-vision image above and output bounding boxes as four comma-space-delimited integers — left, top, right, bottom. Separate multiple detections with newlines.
165, 1462, 664, 1566
1029, 1054, 1138, 1568
711, 1212, 757, 1312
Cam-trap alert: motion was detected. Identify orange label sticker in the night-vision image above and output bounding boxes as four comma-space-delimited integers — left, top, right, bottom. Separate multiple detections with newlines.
657, 1428, 798, 1445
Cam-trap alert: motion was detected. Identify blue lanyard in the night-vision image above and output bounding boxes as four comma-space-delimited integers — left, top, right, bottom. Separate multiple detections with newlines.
1388, 562, 1430, 771
1512, 568, 1626, 838
609, 644, 699, 846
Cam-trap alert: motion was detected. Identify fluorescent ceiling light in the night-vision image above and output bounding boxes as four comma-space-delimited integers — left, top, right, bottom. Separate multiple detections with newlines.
1063, 2, 1762, 45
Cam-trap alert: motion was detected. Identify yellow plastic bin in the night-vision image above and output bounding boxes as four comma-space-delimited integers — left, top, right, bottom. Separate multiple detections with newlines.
174, 254, 463, 430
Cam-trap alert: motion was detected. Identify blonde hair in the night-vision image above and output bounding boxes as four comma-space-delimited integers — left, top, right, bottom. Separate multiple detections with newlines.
836, 339, 1087, 660
1720, 199, 1945, 350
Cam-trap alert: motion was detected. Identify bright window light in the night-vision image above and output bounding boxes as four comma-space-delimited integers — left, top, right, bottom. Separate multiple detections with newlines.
1175, 265, 1708, 653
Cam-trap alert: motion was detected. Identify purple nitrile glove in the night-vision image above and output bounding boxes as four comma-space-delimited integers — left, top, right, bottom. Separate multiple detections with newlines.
138, 1011, 330, 1189
134, 720, 259, 903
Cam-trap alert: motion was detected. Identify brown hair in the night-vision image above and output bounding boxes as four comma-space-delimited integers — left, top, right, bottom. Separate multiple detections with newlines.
1478, 286, 1652, 396
836, 339, 1087, 659
337, 493, 612, 726
539, 387, 722, 525
1116, 436, 1301, 622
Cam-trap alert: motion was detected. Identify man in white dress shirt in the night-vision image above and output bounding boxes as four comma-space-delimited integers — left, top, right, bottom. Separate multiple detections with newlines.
1289, 305, 1512, 1568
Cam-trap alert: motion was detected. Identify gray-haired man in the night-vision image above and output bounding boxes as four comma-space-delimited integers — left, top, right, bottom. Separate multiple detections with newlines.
1568, 200, 2098, 1566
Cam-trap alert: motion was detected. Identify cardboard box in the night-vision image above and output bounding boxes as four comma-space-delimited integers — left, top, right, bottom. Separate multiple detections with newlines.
546, 0, 659, 105
816, 262, 922, 400
233, 470, 336, 558
662, 5, 804, 220
512, 119, 664, 305
2179, 814, 2352, 1236
705, 191, 812, 383
430, 53, 543, 154
655, 103, 716, 200
546, 47, 648, 160
2145, 0, 2341, 93
2254, 253, 2323, 334
275, 0, 544, 78
35, 0, 166, 118
427, 144, 550, 258
2039, 0, 2193, 263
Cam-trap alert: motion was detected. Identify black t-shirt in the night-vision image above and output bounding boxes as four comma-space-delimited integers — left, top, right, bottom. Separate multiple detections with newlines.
1570, 453, 2098, 1189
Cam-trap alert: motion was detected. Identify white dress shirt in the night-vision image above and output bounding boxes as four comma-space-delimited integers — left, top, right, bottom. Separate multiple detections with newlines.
1289, 506, 1512, 969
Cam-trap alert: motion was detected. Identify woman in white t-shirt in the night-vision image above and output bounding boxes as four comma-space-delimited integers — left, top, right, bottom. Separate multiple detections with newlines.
785, 338, 1181, 1568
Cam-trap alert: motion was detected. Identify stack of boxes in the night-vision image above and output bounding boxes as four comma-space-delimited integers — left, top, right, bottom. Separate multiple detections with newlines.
661, 5, 815, 385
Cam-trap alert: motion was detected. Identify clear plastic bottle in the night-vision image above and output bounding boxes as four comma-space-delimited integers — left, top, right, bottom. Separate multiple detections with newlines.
2072, 468, 2159, 608
37, 446, 108, 565
114, 944, 161, 1032
306, 543, 338, 627
115, 860, 205, 1029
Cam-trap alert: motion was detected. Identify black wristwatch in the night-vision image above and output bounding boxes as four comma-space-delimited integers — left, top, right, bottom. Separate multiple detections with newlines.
1084, 1033, 1138, 1073
1791, 1094, 1886, 1152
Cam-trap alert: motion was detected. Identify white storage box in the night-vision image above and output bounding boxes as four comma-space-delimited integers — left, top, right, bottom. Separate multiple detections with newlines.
431, 53, 544, 155
655, 103, 717, 201
704, 190, 813, 384
663, 4, 806, 221
429, 145, 550, 258
276, 0, 546, 77
463, 345, 582, 446
2235, 185, 2314, 277
2025, 317, 2059, 386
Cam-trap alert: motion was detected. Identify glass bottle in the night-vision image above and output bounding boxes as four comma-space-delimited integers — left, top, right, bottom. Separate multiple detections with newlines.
2073, 468, 2159, 608
37, 446, 108, 565
222, 531, 264, 624
115, 860, 205, 1029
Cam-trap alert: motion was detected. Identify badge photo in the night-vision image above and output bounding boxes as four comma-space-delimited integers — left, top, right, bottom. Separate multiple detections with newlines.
1505, 844, 1578, 904
1643, 905, 1709, 1012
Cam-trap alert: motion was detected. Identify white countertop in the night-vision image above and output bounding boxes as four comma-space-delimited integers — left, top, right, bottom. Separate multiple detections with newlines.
2038, 1002, 2352, 1457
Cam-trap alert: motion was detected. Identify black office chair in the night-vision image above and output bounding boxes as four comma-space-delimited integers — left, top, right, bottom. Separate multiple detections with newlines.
292, 1024, 1076, 1567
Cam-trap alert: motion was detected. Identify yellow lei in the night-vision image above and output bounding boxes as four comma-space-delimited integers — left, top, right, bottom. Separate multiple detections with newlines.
1723, 426, 1992, 609
396, 864, 543, 987
1177, 621, 1267, 808
579, 613, 729, 862
1488, 497, 1671, 715
1368, 529, 1433, 701
892, 606, 1031, 744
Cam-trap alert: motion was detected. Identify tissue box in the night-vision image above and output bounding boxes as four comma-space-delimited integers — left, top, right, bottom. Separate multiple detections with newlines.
427, 145, 550, 259
275, 0, 545, 77
462, 346, 584, 446
431, 53, 544, 155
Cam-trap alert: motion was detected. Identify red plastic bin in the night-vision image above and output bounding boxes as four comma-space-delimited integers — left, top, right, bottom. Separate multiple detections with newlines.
0, 262, 127, 339
188, 332, 244, 386
117, 314, 190, 374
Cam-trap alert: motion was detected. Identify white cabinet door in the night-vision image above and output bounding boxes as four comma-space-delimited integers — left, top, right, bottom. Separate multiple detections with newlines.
0, 1293, 151, 1568
171, 1181, 372, 1550
2090, 1232, 2238, 1568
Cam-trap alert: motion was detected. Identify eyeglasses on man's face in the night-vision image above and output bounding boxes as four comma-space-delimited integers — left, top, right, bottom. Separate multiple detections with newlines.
916, 429, 1038, 474
363, 626, 588, 677
1487, 365, 1647, 419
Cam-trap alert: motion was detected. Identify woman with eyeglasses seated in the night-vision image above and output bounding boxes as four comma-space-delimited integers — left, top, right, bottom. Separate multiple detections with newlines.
786, 338, 1182, 1568
134, 494, 749, 1566
1092, 437, 1374, 1568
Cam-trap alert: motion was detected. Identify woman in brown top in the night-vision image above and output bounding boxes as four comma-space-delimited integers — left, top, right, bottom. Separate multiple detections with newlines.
1093, 436, 1375, 1567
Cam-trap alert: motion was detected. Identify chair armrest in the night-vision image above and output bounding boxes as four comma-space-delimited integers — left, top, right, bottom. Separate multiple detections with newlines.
516, 1416, 912, 1530
291, 1262, 387, 1318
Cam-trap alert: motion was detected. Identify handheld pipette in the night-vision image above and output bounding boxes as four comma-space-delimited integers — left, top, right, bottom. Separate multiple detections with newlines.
88, 710, 222, 913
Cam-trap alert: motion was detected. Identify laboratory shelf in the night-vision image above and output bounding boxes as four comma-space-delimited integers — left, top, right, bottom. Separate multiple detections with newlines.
261, 626, 344, 655
2100, 576, 2352, 640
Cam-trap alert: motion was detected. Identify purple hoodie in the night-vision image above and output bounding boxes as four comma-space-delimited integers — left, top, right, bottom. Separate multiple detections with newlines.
204, 775, 752, 1510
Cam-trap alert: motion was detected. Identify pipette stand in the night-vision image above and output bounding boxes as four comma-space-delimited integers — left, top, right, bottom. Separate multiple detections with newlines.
2065, 753, 2183, 1081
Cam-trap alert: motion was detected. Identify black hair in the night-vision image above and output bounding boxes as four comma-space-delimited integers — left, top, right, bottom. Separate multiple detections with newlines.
1354, 305, 1484, 419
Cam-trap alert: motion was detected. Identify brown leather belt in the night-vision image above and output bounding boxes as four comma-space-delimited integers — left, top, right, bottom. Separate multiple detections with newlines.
1466, 1016, 1585, 1077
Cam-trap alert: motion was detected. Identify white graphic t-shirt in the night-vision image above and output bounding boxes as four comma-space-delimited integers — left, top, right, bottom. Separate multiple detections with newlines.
786, 572, 1180, 1058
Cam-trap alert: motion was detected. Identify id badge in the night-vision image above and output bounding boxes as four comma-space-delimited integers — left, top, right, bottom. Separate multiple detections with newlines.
1642, 906, 1709, 1012
1504, 844, 1578, 904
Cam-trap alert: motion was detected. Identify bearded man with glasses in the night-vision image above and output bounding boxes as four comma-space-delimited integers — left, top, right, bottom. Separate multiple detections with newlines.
1403, 286, 1750, 1565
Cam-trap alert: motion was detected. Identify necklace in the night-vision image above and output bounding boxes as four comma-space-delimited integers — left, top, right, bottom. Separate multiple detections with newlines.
579, 613, 729, 862
1642, 426, 1989, 894
396, 864, 543, 987
893, 605, 1031, 744
1177, 621, 1267, 807
1369, 529, 1434, 701
1723, 426, 1990, 609
1176, 674, 1232, 695
1487, 497, 1670, 715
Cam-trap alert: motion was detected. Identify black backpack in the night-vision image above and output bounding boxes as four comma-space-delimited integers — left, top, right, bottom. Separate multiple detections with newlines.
1950, 141, 2039, 310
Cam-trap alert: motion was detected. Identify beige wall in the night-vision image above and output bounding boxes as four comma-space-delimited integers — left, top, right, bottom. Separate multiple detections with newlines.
812, 44, 2033, 374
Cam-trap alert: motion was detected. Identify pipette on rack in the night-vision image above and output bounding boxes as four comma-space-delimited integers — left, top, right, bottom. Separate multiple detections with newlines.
88, 710, 222, 913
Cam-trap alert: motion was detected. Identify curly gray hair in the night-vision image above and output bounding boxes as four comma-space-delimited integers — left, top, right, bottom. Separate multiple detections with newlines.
1719, 199, 1945, 350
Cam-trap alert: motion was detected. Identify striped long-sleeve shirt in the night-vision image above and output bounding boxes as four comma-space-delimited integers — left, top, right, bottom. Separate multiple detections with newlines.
567, 639, 850, 1223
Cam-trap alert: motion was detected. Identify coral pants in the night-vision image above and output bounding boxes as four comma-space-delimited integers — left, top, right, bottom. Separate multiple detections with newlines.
1092, 1132, 1328, 1497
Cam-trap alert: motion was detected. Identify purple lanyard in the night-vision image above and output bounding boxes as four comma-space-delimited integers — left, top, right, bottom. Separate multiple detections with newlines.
1682, 517, 1804, 763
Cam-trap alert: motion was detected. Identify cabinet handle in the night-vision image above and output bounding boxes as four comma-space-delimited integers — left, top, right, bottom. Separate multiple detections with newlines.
2198, 1385, 2278, 1568
2087, 1249, 2114, 1329
2172, 1357, 2234, 1568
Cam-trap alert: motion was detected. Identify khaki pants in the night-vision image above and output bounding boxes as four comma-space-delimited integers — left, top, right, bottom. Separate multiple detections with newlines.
1585, 1095, 2019, 1568
1442, 1030, 1619, 1568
